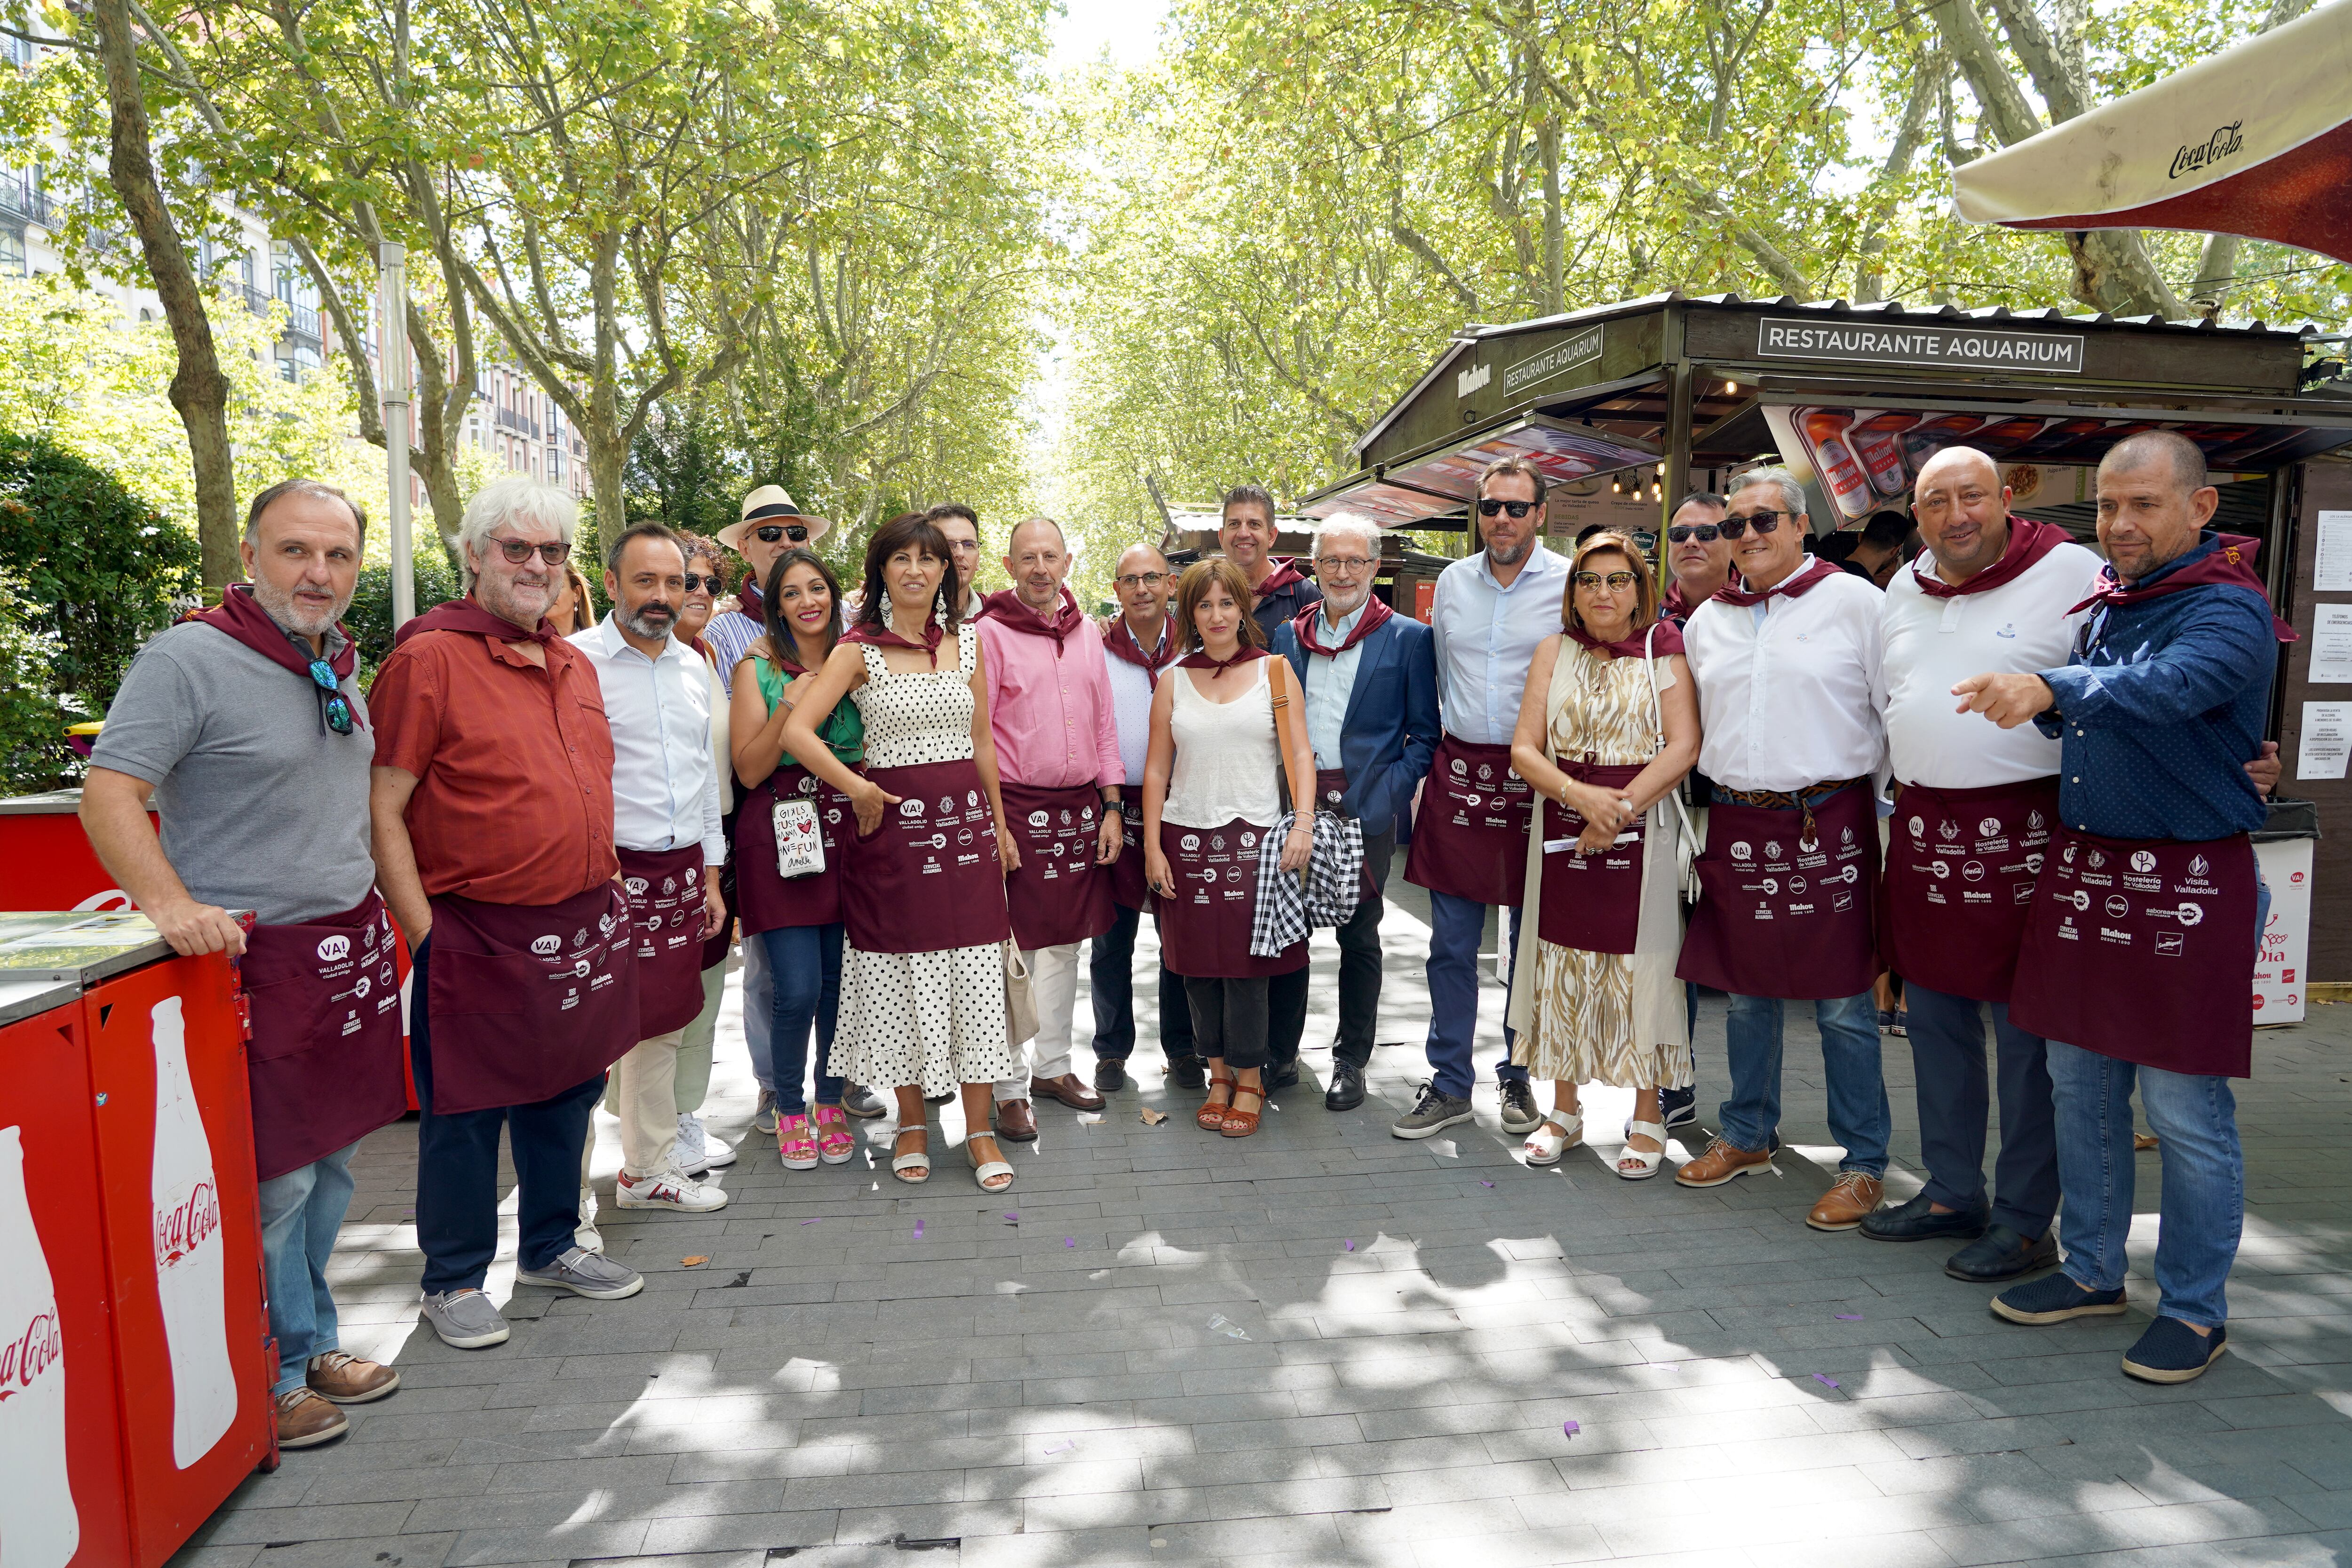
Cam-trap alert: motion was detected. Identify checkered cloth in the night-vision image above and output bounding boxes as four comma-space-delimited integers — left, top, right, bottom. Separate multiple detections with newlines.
1250, 808, 1364, 956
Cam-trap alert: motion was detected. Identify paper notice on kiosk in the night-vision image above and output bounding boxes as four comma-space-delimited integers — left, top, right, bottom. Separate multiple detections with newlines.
2296, 702, 2352, 780
2312, 606, 2352, 684
2314, 512, 2352, 592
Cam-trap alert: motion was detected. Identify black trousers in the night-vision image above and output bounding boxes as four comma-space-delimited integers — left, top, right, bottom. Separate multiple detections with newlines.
1270, 828, 1395, 1071
1089, 902, 1197, 1062
1185, 976, 1272, 1070
1905, 980, 2061, 1236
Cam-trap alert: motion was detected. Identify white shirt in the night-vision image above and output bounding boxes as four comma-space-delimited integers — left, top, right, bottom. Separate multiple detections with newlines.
1685, 567, 1888, 792
1881, 541, 2104, 788
571, 614, 726, 864
1102, 619, 1166, 786
1302, 600, 1368, 770
1429, 545, 1571, 744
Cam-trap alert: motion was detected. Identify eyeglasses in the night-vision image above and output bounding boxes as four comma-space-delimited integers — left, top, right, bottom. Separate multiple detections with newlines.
490, 535, 570, 565
1717, 511, 1793, 539
681, 572, 723, 592
308, 658, 354, 736
1477, 498, 1537, 518
1114, 571, 1168, 590
754, 524, 810, 544
1667, 524, 1722, 544
1573, 571, 1639, 591
1314, 556, 1374, 573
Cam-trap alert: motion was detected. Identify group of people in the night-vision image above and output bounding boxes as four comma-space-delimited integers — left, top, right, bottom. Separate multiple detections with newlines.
72, 426, 2282, 1462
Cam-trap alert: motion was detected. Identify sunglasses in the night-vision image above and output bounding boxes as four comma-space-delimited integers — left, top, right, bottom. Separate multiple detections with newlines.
308, 658, 354, 736
1718, 511, 1794, 538
1477, 498, 1538, 518
1573, 571, 1639, 590
1667, 524, 1721, 544
1114, 571, 1169, 590
681, 572, 723, 592
755, 524, 810, 544
491, 536, 571, 565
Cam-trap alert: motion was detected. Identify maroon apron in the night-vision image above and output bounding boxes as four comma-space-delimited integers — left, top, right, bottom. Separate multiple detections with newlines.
840, 757, 1011, 954
1111, 800, 1149, 911
618, 845, 709, 1039
1535, 763, 1647, 955
238, 891, 408, 1182
1677, 783, 1881, 1000
1405, 737, 1534, 907
735, 764, 855, 934
1878, 778, 2058, 1003
1312, 767, 1351, 814
423, 882, 640, 1114
2009, 829, 2257, 1077
1001, 780, 1117, 949
1155, 819, 1307, 978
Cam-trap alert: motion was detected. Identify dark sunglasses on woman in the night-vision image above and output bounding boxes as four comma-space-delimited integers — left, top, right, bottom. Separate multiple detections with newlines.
681, 572, 723, 592
1716, 510, 1792, 539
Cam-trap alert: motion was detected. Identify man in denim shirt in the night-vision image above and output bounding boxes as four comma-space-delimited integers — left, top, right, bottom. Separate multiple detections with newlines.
1953, 430, 2288, 1385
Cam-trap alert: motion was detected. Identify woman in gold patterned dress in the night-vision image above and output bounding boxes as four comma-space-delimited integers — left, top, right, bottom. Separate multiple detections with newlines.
1505, 532, 1701, 1179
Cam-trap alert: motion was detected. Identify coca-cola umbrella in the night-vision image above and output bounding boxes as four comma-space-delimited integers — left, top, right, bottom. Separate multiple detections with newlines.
1952, 0, 2352, 268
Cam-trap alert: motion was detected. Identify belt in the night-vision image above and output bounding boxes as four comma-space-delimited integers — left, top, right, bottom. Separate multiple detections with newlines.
1714, 776, 1871, 840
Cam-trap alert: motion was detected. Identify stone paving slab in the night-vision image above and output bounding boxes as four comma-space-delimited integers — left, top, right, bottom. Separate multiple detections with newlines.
173, 888, 2352, 1567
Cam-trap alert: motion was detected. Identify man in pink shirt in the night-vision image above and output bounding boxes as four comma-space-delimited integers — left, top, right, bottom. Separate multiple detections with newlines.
977, 516, 1126, 1136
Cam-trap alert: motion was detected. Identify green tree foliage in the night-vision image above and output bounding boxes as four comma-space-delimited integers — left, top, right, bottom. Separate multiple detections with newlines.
0, 569, 70, 793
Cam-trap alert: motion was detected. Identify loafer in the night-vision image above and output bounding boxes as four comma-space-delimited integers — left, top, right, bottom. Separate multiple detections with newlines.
420, 1287, 510, 1349
1806, 1171, 1884, 1232
1674, 1136, 1772, 1188
1094, 1058, 1128, 1094
1945, 1224, 2058, 1281
306, 1350, 400, 1404
993, 1098, 1040, 1142
516, 1245, 644, 1301
1032, 1073, 1104, 1112
841, 1083, 886, 1119
2122, 1317, 2227, 1384
1497, 1078, 1543, 1135
1165, 1055, 1206, 1090
1991, 1273, 2128, 1325
275, 1386, 349, 1449
1859, 1193, 1990, 1243
1658, 1084, 1698, 1130
1324, 1062, 1366, 1112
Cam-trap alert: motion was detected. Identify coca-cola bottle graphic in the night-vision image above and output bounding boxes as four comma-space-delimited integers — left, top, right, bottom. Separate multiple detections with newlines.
150, 996, 237, 1467
0, 1125, 81, 1568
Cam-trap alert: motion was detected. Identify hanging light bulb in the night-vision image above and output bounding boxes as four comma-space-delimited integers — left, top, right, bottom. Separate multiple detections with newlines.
1725, 379, 1740, 394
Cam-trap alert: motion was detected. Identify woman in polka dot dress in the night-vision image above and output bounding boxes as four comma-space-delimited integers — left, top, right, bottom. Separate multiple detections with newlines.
779, 513, 1022, 1192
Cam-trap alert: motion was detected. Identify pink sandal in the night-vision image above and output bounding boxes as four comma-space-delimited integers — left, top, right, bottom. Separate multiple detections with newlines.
813, 1103, 855, 1165
777, 1113, 819, 1171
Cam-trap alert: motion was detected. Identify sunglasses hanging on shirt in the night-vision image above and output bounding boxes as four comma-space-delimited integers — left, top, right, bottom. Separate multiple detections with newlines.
308, 658, 355, 736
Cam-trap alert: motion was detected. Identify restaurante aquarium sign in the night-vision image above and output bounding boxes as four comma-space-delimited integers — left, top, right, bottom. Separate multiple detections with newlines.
1755, 317, 2086, 375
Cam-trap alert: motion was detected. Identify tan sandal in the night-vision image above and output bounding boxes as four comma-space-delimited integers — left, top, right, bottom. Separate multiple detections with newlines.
1197, 1071, 1236, 1130
1220, 1082, 1264, 1138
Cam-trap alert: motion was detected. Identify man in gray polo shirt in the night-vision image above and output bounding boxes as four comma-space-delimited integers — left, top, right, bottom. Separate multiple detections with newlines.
81, 478, 406, 1451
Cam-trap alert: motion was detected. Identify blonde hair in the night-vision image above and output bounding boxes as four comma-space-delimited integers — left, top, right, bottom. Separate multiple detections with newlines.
1562, 531, 1658, 634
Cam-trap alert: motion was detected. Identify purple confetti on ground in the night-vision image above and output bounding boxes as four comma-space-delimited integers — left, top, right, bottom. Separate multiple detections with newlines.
913, 1220, 924, 1239
1478, 1181, 1495, 1188
1065, 1237, 1076, 1247
1813, 1373, 1840, 1389
1043, 1439, 1075, 1454
800, 1218, 821, 1226
1834, 1313, 1862, 1320
1344, 1240, 1355, 1251
1006, 1212, 1018, 1221
1562, 1420, 1581, 1436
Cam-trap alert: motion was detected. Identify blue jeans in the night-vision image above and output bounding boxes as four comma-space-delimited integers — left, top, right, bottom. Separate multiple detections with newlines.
1720, 988, 1891, 1174
757, 923, 845, 1114
257, 1141, 358, 1393
1422, 891, 1522, 1098
1903, 983, 2058, 1235
2042, 875, 2265, 1326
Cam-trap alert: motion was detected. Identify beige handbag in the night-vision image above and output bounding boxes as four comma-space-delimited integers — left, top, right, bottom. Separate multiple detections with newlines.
1002, 939, 1038, 1048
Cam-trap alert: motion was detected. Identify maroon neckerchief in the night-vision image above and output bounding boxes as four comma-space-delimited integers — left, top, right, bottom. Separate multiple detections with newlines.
1178, 645, 1269, 681
191, 583, 367, 729
978, 586, 1085, 651
392, 594, 559, 649
2067, 531, 2297, 642
1252, 558, 1308, 602
1102, 615, 1179, 688
842, 618, 946, 669
1711, 556, 1841, 608
734, 581, 763, 619
1566, 618, 1685, 660
1292, 594, 1393, 657
1661, 579, 1694, 622
1909, 516, 2069, 599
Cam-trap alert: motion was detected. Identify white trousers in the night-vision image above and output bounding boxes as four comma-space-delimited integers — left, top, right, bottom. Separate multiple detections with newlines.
996, 941, 1080, 1101
612, 1027, 687, 1178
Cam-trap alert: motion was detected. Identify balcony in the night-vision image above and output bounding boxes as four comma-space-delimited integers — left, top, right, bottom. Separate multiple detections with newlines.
0, 175, 53, 229
494, 406, 541, 440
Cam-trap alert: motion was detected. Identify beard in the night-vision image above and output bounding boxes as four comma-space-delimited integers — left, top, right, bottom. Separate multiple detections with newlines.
1319, 583, 1370, 619
620, 599, 677, 641
251, 573, 350, 638
478, 568, 553, 628
1486, 538, 1529, 566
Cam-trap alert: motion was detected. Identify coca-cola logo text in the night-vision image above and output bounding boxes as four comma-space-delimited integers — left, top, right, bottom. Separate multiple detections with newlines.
155, 1181, 222, 1266
2169, 120, 2243, 180
0, 1309, 62, 1398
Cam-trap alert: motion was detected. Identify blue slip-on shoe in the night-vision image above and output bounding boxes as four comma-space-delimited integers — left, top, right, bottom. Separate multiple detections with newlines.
2122, 1317, 2227, 1384
1990, 1272, 2128, 1326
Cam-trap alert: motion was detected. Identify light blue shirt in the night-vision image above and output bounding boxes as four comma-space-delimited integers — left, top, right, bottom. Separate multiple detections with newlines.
1428, 544, 1571, 744
1302, 600, 1367, 769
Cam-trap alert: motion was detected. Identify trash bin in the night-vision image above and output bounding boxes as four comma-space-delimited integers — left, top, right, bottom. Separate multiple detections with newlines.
2253, 796, 2320, 1025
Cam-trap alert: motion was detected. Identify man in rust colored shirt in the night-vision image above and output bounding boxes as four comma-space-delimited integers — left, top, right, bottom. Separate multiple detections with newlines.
371, 477, 647, 1352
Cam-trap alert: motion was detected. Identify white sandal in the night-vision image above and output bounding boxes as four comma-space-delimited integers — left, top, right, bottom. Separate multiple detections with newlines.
967, 1133, 1014, 1193
890, 1126, 931, 1184
1523, 1113, 1583, 1167
1618, 1119, 1668, 1180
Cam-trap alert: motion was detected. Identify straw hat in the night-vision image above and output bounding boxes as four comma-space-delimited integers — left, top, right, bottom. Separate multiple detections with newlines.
718, 485, 833, 552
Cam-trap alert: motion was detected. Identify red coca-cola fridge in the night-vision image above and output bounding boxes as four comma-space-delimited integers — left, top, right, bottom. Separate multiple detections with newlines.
0, 913, 276, 1568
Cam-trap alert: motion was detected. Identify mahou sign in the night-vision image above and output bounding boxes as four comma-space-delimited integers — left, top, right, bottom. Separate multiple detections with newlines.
154, 1180, 222, 1266
0, 1308, 61, 1394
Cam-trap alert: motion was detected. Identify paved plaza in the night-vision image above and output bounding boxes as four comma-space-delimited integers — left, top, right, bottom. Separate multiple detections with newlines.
175, 882, 2352, 1568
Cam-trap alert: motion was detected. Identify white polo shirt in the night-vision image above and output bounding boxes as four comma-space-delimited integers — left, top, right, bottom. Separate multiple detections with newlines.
1685, 564, 1888, 792
1881, 540, 2104, 788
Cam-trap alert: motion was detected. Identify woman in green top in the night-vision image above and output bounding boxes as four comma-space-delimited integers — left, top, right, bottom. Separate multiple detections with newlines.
730, 549, 864, 1171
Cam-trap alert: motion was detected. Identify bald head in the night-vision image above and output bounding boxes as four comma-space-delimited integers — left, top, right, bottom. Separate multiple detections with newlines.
1114, 540, 1176, 627
1910, 445, 2013, 585
1003, 515, 1071, 615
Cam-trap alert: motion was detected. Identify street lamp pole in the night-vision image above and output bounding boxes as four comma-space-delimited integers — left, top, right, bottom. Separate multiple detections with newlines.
378, 241, 415, 630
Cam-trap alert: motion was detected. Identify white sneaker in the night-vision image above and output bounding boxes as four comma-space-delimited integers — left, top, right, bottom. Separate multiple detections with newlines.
675, 1113, 737, 1174
574, 1184, 604, 1252
615, 1167, 730, 1212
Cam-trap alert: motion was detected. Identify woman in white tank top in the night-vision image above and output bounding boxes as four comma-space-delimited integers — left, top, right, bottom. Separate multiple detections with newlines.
1142, 558, 1317, 1138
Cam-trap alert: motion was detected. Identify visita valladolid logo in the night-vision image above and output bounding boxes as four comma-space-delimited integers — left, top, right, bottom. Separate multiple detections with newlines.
2170, 120, 2243, 180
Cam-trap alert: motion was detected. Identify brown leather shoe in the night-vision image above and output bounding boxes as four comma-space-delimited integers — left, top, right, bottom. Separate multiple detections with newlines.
1807, 1171, 1885, 1232
275, 1386, 350, 1449
993, 1098, 1039, 1142
1032, 1073, 1105, 1112
1674, 1136, 1773, 1188
308, 1350, 401, 1404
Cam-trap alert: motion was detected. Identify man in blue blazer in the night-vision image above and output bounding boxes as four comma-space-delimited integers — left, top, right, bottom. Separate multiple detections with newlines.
1268, 514, 1442, 1111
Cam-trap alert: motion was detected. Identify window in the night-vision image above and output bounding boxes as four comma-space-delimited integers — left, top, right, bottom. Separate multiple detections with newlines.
0, 227, 24, 278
